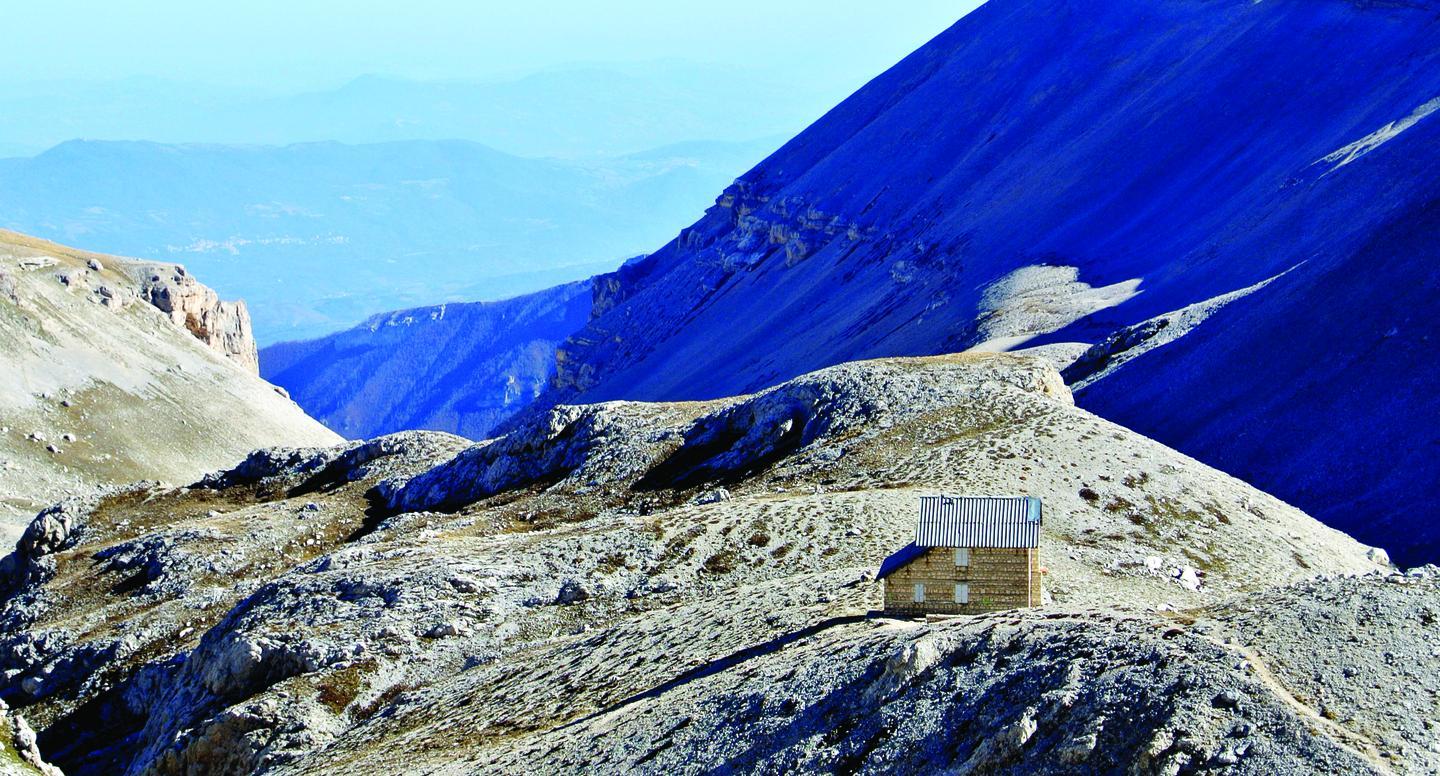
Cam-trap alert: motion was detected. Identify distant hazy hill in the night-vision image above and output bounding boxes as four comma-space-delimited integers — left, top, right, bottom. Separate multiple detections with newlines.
261, 282, 591, 440
248, 69, 826, 158
0, 64, 831, 158
0, 137, 774, 341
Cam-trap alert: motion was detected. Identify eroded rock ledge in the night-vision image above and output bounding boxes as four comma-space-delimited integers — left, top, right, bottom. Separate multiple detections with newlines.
135, 263, 260, 374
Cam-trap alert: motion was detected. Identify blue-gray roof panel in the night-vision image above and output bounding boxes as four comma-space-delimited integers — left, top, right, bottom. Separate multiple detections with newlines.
914, 496, 1042, 549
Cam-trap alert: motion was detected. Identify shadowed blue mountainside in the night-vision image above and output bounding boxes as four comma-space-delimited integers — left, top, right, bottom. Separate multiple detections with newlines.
254, 0, 1440, 563
261, 281, 592, 440
519, 0, 1440, 564
0, 136, 774, 341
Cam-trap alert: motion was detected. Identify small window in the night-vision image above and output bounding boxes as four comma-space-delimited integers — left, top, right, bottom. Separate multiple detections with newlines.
955, 583, 970, 604
913, 583, 925, 603
954, 547, 970, 567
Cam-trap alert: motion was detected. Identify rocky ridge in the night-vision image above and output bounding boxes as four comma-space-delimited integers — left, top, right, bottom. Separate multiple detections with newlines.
460, 572, 1437, 776
1, 353, 1414, 775
0, 696, 60, 775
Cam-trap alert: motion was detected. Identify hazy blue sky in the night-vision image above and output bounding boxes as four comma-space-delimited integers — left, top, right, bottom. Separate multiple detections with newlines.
4, 1, 984, 90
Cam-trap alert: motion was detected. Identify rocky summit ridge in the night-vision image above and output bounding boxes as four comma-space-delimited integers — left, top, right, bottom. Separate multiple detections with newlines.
522, 0, 1440, 566
4, 352, 1429, 775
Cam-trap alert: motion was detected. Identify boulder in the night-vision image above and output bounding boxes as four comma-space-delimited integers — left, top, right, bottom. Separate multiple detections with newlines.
18, 505, 76, 559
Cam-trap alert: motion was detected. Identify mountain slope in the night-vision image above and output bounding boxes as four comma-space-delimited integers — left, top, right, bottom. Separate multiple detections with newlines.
0, 137, 774, 341
0, 353, 1402, 774
261, 281, 592, 440
525, 0, 1440, 565
460, 573, 1432, 775
0, 230, 340, 543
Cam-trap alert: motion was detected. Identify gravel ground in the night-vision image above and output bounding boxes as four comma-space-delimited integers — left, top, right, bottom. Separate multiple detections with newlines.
0, 353, 1398, 775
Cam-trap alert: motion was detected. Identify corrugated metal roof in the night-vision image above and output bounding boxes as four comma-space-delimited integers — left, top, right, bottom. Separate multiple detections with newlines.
914, 496, 1042, 549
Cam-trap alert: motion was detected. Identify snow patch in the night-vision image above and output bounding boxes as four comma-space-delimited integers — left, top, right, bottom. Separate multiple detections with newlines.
967, 265, 1142, 353
1315, 96, 1440, 173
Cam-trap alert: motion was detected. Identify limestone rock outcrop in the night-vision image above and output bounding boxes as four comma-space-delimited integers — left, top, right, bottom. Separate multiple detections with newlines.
136, 263, 260, 374
1, 699, 62, 776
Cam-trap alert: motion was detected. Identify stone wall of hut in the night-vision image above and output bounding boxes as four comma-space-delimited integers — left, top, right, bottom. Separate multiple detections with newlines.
883, 547, 1040, 615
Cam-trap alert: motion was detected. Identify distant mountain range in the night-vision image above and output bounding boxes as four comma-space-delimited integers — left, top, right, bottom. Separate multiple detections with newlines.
0, 64, 837, 158
0, 136, 775, 341
268, 0, 1440, 566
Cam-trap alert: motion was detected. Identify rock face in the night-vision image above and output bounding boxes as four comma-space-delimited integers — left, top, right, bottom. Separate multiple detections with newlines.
261, 281, 592, 440
501, 0, 1440, 566
0, 229, 340, 546
0, 698, 62, 776
137, 264, 260, 373
0, 353, 1405, 775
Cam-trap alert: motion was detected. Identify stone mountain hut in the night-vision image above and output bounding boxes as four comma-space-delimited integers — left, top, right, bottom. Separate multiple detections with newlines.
878, 496, 1043, 616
